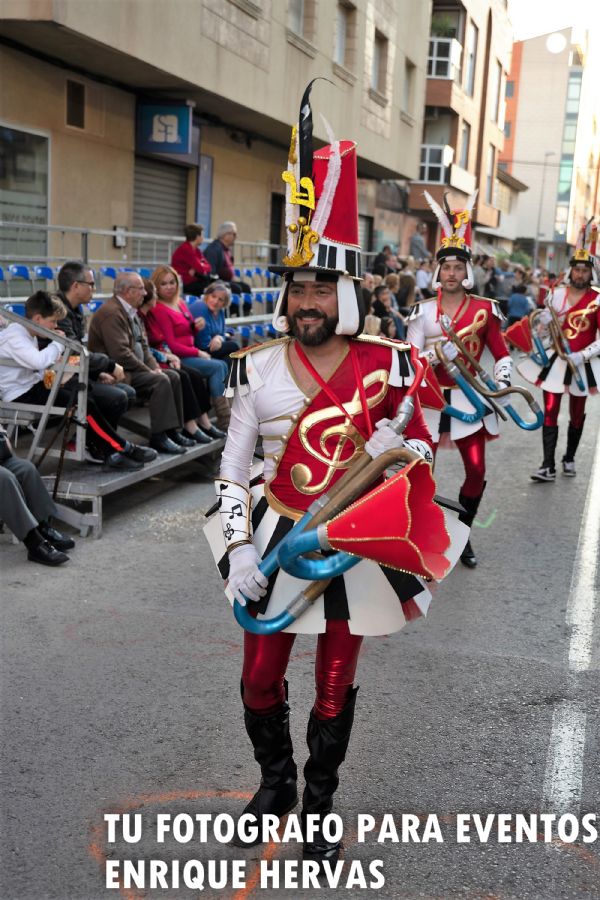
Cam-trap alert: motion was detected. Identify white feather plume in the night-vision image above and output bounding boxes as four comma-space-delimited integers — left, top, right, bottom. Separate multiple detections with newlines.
457, 189, 478, 238
284, 126, 300, 254
423, 190, 452, 238
311, 115, 342, 237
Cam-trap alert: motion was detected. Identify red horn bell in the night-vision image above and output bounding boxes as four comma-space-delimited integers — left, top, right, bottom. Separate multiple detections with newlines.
325, 459, 450, 580
505, 316, 533, 353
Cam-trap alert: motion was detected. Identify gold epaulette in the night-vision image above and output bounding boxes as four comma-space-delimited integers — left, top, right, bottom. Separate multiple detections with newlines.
229, 336, 291, 359
355, 333, 411, 352
468, 293, 501, 307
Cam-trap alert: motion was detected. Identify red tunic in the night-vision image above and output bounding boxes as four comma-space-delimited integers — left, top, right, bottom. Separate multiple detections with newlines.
433, 295, 509, 390
267, 339, 431, 517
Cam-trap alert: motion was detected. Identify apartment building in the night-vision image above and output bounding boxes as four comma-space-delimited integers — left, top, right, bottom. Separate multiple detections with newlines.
499, 26, 600, 271
408, 0, 512, 254
0, 0, 431, 263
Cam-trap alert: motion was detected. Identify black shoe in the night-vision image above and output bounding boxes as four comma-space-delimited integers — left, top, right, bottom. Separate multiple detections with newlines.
105, 451, 144, 471
199, 423, 226, 440
38, 522, 75, 551
168, 429, 196, 448
124, 443, 158, 463
460, 540, 477, 568
184, 428, 213, 445
27, 540, 69, 567
150, 434, 187, 455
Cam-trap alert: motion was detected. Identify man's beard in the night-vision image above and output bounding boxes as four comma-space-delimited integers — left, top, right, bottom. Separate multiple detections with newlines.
570, 270, 592, 288
288, 310, 339, 346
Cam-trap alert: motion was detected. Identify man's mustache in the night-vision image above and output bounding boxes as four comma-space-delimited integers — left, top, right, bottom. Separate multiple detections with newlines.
292, 309, 327, 321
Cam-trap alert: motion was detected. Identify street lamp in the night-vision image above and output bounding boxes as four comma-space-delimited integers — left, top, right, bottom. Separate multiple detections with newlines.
533, 150, 556, 271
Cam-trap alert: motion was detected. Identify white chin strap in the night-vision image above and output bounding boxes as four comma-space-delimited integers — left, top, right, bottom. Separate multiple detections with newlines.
271, 271, 360, 336
431, 257, 474, 290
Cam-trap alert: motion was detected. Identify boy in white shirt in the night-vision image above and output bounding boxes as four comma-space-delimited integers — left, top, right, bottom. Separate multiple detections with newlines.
0, 292, 150, 470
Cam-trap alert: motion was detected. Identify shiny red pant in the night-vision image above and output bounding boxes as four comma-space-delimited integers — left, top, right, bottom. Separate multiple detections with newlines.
434, 429, 487, 498
543, 391, 586, 428
242, 620, 363, 720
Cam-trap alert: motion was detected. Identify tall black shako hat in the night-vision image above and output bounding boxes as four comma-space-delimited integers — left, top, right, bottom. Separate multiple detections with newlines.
269, 79, 364, 336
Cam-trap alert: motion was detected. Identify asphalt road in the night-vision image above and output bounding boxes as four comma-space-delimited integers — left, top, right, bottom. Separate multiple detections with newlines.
1, 391, 599, 900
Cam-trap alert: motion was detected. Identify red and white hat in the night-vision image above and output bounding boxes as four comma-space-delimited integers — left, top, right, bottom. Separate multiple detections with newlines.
569, 218, 599, 282
270, 81, 364, 336
424, 190, 478, 290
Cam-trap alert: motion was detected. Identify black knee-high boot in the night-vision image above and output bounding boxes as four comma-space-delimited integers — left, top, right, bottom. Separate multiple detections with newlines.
233, 682, 298, 847
458, 482, 486, 569
302, 687, 358, 865
563, 416, 585, 463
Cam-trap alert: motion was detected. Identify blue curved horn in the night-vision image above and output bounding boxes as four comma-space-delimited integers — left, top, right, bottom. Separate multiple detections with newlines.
442, 363, 488, 423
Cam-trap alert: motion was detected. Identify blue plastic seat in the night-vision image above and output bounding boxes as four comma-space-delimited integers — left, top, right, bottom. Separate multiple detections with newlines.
254, 324, 264, 337
86, 300, 103, 312
137, 267, 151, 279
267, 325, 276, 337
5, 303, 26, 316
8, 264, 33, 292
34, 265, 56, 285
100, 266, 117, 280
233, 267, 241, 279
241, 292, 253, 309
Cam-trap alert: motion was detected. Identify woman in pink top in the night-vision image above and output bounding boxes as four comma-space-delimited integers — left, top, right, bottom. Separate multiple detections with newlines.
147, 265, 230, 430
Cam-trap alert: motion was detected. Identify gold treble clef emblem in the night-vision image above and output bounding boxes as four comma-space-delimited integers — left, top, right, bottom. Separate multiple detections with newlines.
564, 300, 597, 340
456, 308, 488, 359
290, 370, 389, 494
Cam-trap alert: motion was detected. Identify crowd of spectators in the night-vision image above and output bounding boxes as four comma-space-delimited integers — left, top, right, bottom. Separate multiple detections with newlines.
0, 220, 556, 560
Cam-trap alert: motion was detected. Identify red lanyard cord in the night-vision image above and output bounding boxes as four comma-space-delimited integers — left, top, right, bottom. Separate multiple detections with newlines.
293, 341, 373, 440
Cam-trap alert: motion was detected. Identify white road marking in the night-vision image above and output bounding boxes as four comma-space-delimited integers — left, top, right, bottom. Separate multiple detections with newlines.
542, 701, 587, 814
542, 426, 600, 813
566, 426, 600, 671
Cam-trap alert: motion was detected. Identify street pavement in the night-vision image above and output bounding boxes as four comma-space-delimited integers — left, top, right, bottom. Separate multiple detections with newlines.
1, 390, 599, 899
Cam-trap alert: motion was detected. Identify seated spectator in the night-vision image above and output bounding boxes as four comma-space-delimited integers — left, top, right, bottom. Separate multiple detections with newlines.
139, 281, 224, 442
380, 316, 398, 340
171, 223, 216, 296
187, 282, 239, 361
203, 222, 252, 316
371, 284, 407, 339
87, 272, 195, 455
506, 283, 534, 327
372, 274, 383, 288
362, 313, 382, 336
371, 245, 391, 278
396, 273, 416, 317
360, 272, 374, 310
56, 261, 136, 429
147, 266, 230, 430
0, 292, 154, 470
0, 423, 74, 566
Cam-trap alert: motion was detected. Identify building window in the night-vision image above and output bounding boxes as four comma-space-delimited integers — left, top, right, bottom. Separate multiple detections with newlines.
464, 20, 478, 96
419, 144, 452, 183
459, 121, 471, 169
503, 120, 511, 139
371, 30, 388, 94
557, 159, 574, 200
490, 60, 502, 123
554, 203, 569, 239
66, 80, 85, 129
565, 72, 582, 115
0, 126, 49, 259
334, 2, 356, 69
485, 144, 496, 203
505, 79, 514, 99
288, 0, 304, 34
402, 58, 416, 114
427, 37, 462, 80
562, 121, 577, 154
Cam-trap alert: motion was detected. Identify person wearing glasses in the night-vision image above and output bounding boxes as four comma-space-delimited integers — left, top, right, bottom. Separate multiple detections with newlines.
88, 272, 194, 455
56, 261, 137, 431
203, 221, 252, 316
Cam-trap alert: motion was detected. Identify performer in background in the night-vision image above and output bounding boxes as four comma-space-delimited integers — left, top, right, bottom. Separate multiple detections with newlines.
518, 225, 600, 482
204, 85, 467, 867
407, 193, 512, 568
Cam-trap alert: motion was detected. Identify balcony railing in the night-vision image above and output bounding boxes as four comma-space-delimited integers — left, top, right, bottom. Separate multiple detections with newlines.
418, 144, 454, 184
427, 37, 462, 81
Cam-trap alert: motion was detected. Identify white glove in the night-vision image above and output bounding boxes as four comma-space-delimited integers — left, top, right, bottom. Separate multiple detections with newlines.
227, 544, 268, 605
441, 341, 459, 361
364, 418, 405, 459
539, 309, 553, 326
568, 351, 584, 368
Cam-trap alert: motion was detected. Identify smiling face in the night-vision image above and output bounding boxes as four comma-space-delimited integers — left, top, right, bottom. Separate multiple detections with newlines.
156, 272, 179, 303
569, 263, 592, 290
205, 290, 228, 313
286, 279, 339, 346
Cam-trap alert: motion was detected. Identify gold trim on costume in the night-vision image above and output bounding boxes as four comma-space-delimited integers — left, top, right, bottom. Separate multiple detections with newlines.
230, 337, 291, 360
